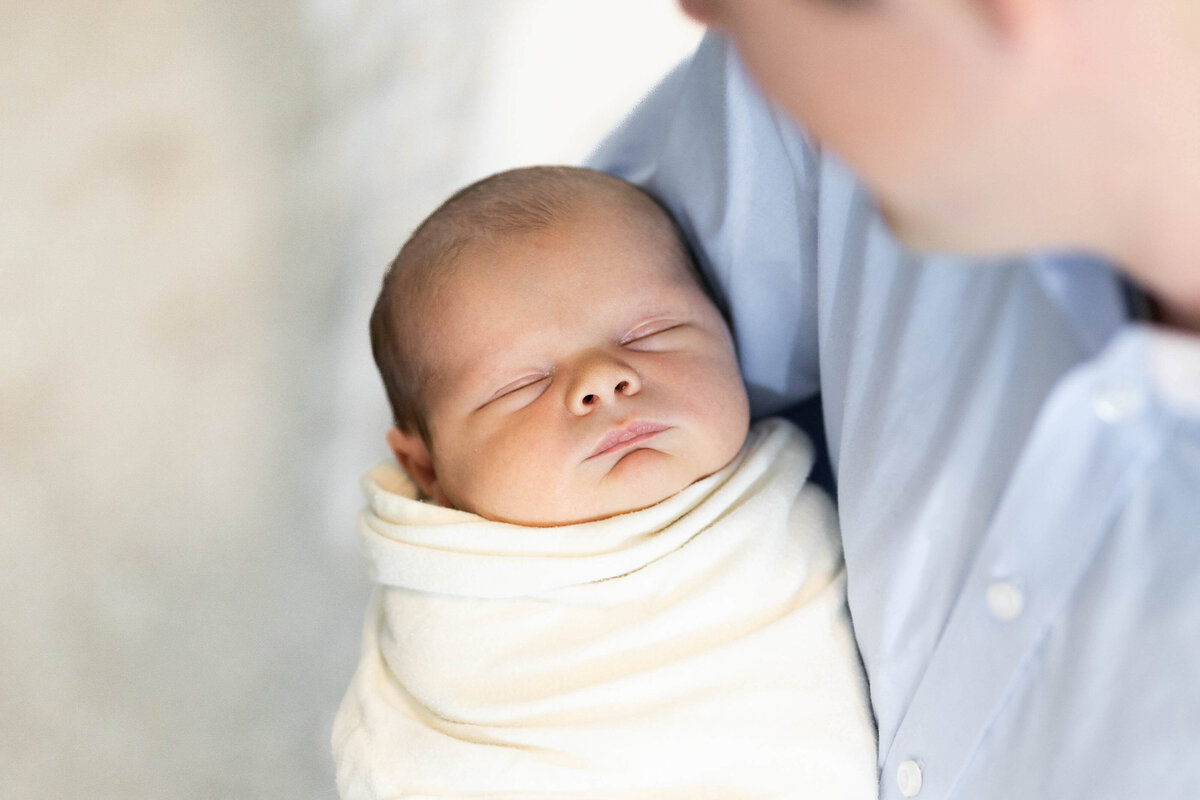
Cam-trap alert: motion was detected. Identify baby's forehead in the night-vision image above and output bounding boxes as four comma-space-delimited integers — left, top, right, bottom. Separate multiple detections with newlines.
449, 209, 685, 284
420, 214, 695, 333
399, 179, 703, 348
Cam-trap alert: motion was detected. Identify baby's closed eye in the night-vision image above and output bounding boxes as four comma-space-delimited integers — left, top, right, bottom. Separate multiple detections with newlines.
621, 321, 688, 351
482, 374, 550, 410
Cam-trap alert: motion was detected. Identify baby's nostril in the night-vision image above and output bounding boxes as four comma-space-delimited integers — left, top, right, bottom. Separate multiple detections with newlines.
615, 380, 629, 393
582, 394, 596, 405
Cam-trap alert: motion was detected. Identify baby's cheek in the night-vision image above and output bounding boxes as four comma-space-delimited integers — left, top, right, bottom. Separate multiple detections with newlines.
447, 443, 557, 523
430, 446, 500, 516
681, 356, 750, 469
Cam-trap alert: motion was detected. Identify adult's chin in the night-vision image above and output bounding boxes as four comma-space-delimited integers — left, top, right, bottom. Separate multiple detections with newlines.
875, 197, 948, 253
877, 198, 998, 258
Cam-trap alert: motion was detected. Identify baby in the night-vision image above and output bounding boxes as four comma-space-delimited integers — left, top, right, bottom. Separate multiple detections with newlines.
333, 166, 877, 799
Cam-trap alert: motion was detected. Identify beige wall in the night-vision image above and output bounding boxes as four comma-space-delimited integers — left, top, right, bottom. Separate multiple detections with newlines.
0, 2, 700, 796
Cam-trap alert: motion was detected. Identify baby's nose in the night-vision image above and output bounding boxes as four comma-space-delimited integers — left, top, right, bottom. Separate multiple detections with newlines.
566, 356, 641, 415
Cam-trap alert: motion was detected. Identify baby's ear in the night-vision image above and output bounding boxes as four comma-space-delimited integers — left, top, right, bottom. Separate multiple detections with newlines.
385, 427, 447, 505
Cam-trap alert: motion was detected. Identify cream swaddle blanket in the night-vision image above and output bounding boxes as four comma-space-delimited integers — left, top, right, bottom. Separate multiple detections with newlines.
332, 418, 877, 799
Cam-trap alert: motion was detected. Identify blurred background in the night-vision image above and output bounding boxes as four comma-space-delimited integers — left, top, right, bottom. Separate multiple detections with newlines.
0, 2, 701, 796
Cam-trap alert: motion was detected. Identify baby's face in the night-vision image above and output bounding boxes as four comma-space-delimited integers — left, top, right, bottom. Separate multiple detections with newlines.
413, 204, 750, 526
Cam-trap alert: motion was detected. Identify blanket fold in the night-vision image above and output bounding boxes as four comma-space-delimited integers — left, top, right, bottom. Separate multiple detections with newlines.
334, 418, 878, 799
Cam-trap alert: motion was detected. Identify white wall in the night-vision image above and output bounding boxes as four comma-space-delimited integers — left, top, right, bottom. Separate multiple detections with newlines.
0, 2, 701, 796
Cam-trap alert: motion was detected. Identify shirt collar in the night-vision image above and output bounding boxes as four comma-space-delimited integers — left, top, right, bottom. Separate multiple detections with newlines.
1147, 325, 1200, 416
1029, 251, 1129, 356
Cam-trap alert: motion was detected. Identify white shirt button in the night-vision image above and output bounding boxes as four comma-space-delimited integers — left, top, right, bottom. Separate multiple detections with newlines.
1093, 380, 1144, 423
897, 760, 923, 797
986, 580, 1025, 622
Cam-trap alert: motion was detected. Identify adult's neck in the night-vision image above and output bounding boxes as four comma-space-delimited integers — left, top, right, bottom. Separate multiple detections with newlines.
1153, 296, 1200, 335
1082, 2, 1200, 335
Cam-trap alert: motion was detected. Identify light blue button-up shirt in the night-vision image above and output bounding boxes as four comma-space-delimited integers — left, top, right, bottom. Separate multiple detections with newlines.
590, 34, 1200, 800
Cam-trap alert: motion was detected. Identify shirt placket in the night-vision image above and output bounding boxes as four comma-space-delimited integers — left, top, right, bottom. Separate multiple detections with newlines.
879, 334, 1165, 799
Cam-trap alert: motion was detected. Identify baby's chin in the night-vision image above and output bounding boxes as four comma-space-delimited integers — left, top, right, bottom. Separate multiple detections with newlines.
471, 458, 724, 527
476, 492, 674, 527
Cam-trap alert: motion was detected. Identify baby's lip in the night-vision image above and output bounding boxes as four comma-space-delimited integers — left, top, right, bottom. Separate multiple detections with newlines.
587, 421, 670, 460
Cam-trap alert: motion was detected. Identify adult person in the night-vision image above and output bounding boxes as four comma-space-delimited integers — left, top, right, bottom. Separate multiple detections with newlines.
589, 1, 1200, 798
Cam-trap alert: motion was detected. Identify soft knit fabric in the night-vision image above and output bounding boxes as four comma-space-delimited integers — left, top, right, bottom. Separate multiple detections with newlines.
332, 418, 877, 799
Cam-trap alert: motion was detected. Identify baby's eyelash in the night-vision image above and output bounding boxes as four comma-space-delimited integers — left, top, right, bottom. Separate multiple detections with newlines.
621, 321, 683, 344
487, 374, 548, 403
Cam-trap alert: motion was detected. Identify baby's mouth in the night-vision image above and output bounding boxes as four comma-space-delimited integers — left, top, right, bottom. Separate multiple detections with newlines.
587, 421, 669, 459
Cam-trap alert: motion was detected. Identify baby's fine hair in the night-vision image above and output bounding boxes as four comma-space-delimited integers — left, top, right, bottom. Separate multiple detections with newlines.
369, 165, 711, 445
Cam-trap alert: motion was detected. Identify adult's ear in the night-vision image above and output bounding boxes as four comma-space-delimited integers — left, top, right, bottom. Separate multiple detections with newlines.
385, 426, 449, 506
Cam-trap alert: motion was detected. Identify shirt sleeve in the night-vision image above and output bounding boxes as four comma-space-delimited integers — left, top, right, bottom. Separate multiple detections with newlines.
586, 33, 823, 417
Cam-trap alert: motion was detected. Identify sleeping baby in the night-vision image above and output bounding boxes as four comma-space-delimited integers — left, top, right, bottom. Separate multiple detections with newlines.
332, 166, 877, 799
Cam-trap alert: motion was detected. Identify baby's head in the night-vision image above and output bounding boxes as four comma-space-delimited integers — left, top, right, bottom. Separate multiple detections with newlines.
370, 166, 750, 526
